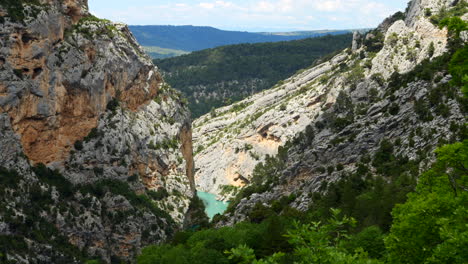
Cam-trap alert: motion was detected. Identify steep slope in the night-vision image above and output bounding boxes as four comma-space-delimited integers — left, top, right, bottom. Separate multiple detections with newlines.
157, 34, 353, 118
129, 25, 353, 52
193, 0, 467, 210
0, 0, 196, 262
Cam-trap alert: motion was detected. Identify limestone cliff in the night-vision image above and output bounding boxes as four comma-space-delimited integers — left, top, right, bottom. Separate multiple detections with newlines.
193, 0, 466, 210
0, 0, 195, 262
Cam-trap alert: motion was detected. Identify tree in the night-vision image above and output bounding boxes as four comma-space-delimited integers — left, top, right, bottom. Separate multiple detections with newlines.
385, 140, 468, 264
227, 209, 382, 264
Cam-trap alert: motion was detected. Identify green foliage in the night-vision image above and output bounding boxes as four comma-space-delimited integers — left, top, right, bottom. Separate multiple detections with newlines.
33, 163, 74, 198
84, 127, 103, 142
428, 42, 435, 57
430, 1, 468, 27
387, 103, 399, 115
0, 168, 86, 261
345, 63, 365, 89
138, 136, 467, 264
226, 209, 383, 264
449, 45, 468, 96
155, 34, 353, 118
79, 179, 174, 225
323, 91, 355, 132
138, 219, 288, 264
363, 30, 385, 53
0, 167, 21, 190
142, 46, 189, 59
387, 53, 451, 93
219, 185, 239, 196
230, 102, 254, 113
106, 98, 120, 112
186, 195, 210, 228
148, 188, 169, 201
414, 98, 433, 122
0, 0, 42, 23
74, 140, 84, 151
13, 68, 23, 79
340, 226, 385, 259
283, 209, 379, 264
386, 140, 468, 264
149, 137, 179, 150
440, 16, 468, 37
424, 8, 432, 17
67, 15, 119, 40
431, 0, 468, 27
226, 154, 286, 214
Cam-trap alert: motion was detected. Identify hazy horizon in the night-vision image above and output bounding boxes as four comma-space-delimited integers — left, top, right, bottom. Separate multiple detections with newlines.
127, 24, 370, 33
89, 0, 409, 32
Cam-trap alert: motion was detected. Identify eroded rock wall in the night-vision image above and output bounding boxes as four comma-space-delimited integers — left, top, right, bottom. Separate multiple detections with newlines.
0, 0, 195, 262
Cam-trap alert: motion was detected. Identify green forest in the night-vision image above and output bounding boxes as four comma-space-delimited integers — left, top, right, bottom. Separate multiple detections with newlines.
155, 34, 352, 118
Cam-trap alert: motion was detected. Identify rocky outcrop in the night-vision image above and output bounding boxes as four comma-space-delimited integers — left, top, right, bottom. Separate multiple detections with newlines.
405, 0, 457, 27
0, 0, 161, 165
352, 32, 362, 52
193, 0, 466, 206
0, 0, 195, 262
370, 16, 447, 78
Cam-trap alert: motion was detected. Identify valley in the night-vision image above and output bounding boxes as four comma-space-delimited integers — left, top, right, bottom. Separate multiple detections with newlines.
156, 34, 352, 117
0, 0, 467, 263
129, 25, 356, 58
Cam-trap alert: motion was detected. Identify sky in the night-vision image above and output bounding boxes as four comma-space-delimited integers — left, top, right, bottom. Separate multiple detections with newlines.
89, 0, 409, 32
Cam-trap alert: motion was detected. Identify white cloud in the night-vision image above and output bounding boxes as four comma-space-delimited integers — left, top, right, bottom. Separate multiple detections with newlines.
90, 0, 407, 31
199, 2, 215, 9
314, 0, 342, 12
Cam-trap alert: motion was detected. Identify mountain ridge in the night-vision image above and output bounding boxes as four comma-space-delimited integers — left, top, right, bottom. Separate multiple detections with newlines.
129, 25, 355, 53
156, 34, 353, 118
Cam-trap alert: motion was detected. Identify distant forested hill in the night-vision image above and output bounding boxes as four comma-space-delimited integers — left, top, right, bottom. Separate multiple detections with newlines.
155, 34, 353, 118
129, 25, 352, 52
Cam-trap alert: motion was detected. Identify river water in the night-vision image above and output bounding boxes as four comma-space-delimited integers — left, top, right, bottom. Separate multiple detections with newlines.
197, 191, 229, 219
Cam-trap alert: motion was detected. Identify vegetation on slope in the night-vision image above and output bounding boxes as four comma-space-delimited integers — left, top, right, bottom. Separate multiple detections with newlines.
155, 34, 353, 118
137, 140, 468, 264
0, 164, 177, 263
142, 46, 189, 59
138, 11, 468, 264
0, 0, 42, 23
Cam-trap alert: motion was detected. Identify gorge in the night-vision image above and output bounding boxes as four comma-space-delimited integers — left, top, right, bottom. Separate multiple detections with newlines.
0, 0, 467, 263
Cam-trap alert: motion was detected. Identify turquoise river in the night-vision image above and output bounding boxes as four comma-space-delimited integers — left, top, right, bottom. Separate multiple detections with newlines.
197, 191, 229, 219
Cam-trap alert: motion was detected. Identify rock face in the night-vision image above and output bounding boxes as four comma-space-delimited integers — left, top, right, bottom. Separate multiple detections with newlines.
0, 0, 195, 262
405, 0, 457, 27
193, 0, 466, 208
0, 0, 161, 165
370, 16, 447, 78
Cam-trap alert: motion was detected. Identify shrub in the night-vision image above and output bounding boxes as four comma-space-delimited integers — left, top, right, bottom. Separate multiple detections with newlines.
414, 99, 433, 122
336, 164, 344, 171
448, 45, 468, 95
428, 42, 435, 58
424, 8, 432, 17
106, 98, 120, 112
74, 140, 84, 150
32, 164, 73, 198
388, 103, 400, 115
363, 30, 385, 53
148, 188, 169, 201
84, 128, 102, 142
